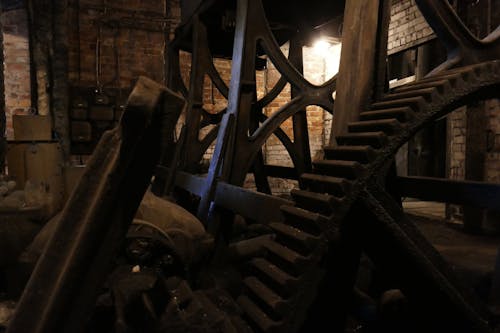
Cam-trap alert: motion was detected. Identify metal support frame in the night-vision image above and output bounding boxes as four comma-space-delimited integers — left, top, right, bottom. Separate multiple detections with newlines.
7, 1, 500, 332
154, 0, 336, 225
415, 0, 500, 74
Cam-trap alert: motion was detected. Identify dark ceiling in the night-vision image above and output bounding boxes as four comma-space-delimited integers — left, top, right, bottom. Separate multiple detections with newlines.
178, 0, 346, 57
0, 0, 24, 11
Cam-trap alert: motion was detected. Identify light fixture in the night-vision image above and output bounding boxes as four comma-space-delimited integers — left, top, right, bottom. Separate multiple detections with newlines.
312, 39, 331, 56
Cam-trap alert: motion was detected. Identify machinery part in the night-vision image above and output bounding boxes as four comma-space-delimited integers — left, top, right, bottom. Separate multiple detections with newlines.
154, 0, 338, 202
160, 61, 500, 333
6, 60, 496, 333
157, 278, 252, 333
155, 0, 500, 332
6, 77, 185, 333
282, 61, 500, 332
177, 0, 345, 58
415, 0, 500, 74
6, 2, 499, 333
134, 191, 209, 265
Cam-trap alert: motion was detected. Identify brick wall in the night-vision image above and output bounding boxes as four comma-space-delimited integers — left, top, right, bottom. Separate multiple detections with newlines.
263, 48, 293, 168
388, 0, 434, 54
68, 0, 178, 89
260, 44, 339, 195
63, 0, 181, 157
484, 98, 500, 227
447, 107, 466, 220
29, 0, 56, 118
486, 99, 500, 183
448, 107, 466, 181
191, 41, 339, 195
1, 8, 32, 139
446, 100, 500, 223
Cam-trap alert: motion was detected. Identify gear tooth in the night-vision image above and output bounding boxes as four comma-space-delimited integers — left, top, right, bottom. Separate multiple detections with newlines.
238, 295, 282, 333
300, 173, 351, 197
280, 205, 325, 235
392, 79, 452, 95
243, 276, 290, 316
381, 87, 440, 103
360, 107, 415, 122
249, 258, 299, 297
348, 119, 403, 135
229, 315, 254, 333
371, 96, 428, 112
336, 131, 388, 148
269, 223, 322, 254
291, 189, 341, 215
264, 241, 310, 275
323, 144, 378, 163
312, 159, 366, 180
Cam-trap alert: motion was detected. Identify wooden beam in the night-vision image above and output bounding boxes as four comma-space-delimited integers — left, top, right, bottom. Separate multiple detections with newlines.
168, 170, 293, 224
396, 176, 500, 211
214, 181, 292, 224
330, 0, 386, 140
463, 102, 488, 232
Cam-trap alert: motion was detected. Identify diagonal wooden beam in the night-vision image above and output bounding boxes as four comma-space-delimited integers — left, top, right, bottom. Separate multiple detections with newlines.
7, 77, 185, 333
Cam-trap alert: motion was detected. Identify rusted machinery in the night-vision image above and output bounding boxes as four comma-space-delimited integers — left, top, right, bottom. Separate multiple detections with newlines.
4, 0, 500, 332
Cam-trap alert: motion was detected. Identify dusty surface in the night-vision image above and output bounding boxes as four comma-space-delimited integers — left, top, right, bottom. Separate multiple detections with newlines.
411, 213, 500, 301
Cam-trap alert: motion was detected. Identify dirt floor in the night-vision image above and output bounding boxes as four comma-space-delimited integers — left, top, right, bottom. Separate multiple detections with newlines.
410, 213, 500, 303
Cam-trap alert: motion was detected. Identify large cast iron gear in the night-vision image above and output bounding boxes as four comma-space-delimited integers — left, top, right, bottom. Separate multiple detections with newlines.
222, 60, 500, 333
7, 60, 499, 333
153, 63, 500, 333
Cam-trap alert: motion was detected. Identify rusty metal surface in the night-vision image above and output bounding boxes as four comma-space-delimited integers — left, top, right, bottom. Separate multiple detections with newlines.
311, 61, 500, 332
6, 77, 185, 333
150, 0, 500, 331
415, 0, 500, 74
156, 0, 337, 224
4, 1, 500, 332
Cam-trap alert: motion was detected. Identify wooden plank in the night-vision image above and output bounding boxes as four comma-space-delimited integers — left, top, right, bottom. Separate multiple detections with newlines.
174, 170, 206, 197
214, 181, 292, 224
330, 0, 383, 140
463, 102, 488, 232
12, 115, 52, 141
169, 169, 292, 224
396, 176, 500, 211
6, 142, 64, 213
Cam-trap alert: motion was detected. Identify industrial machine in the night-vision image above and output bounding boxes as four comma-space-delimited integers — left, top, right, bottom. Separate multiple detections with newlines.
4, 0, 500, 332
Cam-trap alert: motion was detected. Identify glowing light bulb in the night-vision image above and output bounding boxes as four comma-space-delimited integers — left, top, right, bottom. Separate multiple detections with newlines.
313, 39, 331, 56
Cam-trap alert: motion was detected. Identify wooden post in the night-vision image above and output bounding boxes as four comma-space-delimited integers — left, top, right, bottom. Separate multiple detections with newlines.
330, 0, 388, 141
463, 102, 487, 233
0, 13, 6, 172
